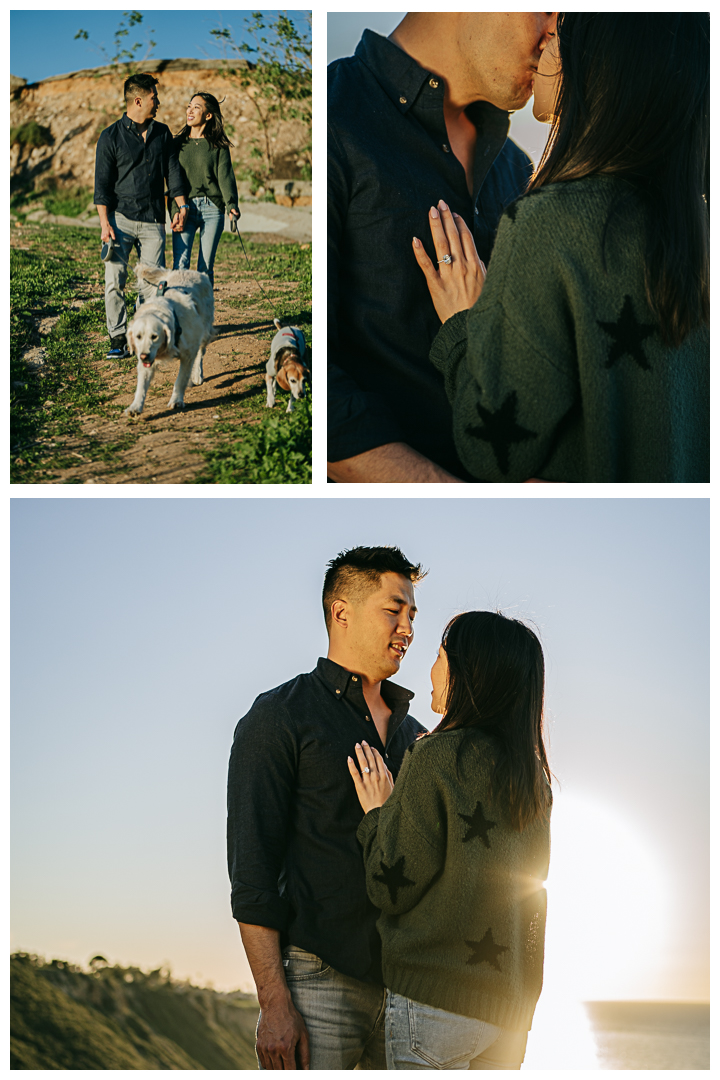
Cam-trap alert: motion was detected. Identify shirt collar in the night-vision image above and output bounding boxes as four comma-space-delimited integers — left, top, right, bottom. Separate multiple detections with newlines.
122, 113, 154, 137
354, 29, 511, 152
315, 656, 414, 706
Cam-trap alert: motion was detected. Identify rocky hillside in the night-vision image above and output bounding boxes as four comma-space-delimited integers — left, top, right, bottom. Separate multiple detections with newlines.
11, 58, 311, 199
10, 953, 259, 1069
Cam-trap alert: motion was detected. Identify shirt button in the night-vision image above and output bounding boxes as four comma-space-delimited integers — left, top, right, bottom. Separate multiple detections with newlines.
365, 716, 370, 722
442, 143, 450, 153
429, 78, 439, 89
399, 96, 407, 104
352, 676, 358, 682
335, 689, 341, 695
475, 207, 479, 215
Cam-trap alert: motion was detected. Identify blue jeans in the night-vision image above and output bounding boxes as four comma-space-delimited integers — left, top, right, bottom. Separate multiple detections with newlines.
172, 196, 224, 286
385, 991, 528, 1070
258, 945, 386, 1070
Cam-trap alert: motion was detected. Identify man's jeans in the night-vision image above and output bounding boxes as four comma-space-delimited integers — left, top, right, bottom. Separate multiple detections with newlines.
172, 196, 224, 287
257, 945, 386, 1070
104, 212, 165, 338
385, 991, 528, 1070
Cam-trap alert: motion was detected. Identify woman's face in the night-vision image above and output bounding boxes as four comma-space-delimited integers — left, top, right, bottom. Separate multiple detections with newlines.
532, 33, 562, 123
430, 646, 450, 715
187, 96, 212, 129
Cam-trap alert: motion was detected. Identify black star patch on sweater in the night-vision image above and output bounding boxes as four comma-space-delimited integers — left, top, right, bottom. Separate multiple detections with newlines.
373, 856, 416, 906
466, 391, 537, 475
597, 295, 655, 371
465, 929, 509, 971
459, 802, 497, 848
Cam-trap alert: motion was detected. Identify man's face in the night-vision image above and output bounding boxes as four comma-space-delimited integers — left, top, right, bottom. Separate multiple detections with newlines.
460, 12, 557, 112
135, 87, 160, 123
346, 572, 417, 682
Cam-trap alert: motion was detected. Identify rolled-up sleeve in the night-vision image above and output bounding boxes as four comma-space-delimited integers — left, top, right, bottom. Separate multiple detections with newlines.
217, 147, 239, 212
227, 696, 298, 928
93, 130, 116, 208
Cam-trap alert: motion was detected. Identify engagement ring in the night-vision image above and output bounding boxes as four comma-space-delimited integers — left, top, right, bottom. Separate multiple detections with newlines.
439, 254, 452, 265
364, 767, 370, 774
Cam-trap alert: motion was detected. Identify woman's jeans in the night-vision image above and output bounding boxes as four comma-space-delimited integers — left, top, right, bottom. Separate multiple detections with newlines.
172, 196, 224, 286
385, 991, 528, 1070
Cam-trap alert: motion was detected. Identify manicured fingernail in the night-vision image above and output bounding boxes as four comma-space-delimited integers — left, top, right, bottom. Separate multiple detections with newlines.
412, 236, 421, 247
438, 199, 448, 211
430, 206, 439, 219
362, 740, 368, 746
452, 212, 459, 219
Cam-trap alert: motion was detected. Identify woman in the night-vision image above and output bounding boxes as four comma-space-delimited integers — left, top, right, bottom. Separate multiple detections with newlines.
171, 92, 240, 287
413, 13, 709, 482
348, 611, 552, 1070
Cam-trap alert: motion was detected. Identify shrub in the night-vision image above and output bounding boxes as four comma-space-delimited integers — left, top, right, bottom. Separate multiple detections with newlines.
200, 397, 311, 483
11, 121, 53, 149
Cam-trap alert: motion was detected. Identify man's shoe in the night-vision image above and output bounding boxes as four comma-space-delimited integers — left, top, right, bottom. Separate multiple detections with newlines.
107, 338, 130, 360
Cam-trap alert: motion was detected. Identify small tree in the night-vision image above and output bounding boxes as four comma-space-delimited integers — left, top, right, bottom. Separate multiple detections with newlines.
75, 11, 156, 76
209, 11, 311, 188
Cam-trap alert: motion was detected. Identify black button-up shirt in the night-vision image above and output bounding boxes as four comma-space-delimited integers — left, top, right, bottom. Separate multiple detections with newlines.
227, 657, 426, 985
94, 115, 186, 224
328, 30, 534, 476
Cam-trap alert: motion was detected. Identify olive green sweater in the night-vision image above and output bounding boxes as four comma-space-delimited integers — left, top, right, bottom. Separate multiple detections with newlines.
357, 731, 550, 1032
170, 137, 239, 216
429, 175, 709, 482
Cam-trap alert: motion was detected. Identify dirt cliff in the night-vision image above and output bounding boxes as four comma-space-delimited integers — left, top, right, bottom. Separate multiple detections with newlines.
11, 58, 311, 198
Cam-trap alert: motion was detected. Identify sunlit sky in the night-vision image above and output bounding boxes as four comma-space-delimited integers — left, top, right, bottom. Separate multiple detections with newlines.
11, 497, 708, 1008
10, 9, 311, 85
327, 12, 552, 166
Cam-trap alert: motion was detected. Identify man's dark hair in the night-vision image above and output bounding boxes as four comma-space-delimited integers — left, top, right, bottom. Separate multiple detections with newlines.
124, 72, 159, 105
322, 546, 426, 629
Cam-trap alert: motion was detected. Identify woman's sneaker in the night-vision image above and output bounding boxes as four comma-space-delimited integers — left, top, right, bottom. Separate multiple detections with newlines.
107, 336, 130, 360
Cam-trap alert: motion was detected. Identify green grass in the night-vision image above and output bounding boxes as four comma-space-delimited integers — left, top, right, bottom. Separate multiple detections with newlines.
197, 397, 311, 483
10, 221, 311, 483
11, 952, 259, 1070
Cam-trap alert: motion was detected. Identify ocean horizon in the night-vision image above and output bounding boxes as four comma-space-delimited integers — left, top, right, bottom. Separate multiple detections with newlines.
583, 1001, 709, 1070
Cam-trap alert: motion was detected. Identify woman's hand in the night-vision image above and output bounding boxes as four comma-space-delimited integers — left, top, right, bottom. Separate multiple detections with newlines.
412, 201, 486, 324
347, 741, 394, 813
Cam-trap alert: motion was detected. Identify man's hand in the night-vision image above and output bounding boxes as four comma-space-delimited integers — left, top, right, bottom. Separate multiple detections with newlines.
172, 207, 189, 233
412, 201, 486, 323
256, 994, 310, 1070
96, 205, 115, 243
238, 922, 311, 1070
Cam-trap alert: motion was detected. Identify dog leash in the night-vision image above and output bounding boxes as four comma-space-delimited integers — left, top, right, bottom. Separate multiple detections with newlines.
230, 214, 283, 323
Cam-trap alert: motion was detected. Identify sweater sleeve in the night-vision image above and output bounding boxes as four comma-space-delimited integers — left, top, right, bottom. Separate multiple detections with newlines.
217, 146, 239, 212
429, 194, 579, 482
356, 743, 445, 915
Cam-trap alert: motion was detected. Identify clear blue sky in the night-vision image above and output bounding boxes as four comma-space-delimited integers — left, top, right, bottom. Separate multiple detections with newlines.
11, 10, 311, 85
11, 497, 708, 1004
327, 12, 551, 165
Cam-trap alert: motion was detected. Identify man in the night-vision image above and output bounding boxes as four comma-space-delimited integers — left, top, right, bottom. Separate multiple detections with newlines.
227, 546, 427, 1069
94, 72, 189, 361
327, 13, 557, 482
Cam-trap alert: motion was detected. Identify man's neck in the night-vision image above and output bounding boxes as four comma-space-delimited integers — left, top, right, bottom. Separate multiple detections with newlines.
389, 15, 481, 121
389, 15, 481, 193
127, 111, 151, 134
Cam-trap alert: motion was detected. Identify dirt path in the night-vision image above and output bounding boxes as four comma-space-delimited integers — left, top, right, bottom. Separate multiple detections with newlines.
13, 224, 309, 484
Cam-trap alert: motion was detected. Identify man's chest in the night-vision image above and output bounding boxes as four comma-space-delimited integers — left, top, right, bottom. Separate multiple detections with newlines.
339, 119, 507, 266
